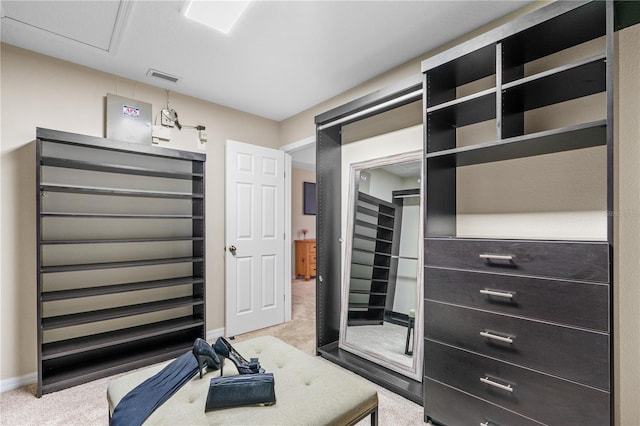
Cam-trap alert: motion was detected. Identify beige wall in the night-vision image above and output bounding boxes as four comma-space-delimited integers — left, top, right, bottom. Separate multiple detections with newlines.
291, 168, 316, 240
0, 43, 280, 381
614, 23, 640, 426
290, 168, 316, 275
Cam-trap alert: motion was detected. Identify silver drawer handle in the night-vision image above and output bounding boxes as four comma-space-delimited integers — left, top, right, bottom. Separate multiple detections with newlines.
480, 331, 514, 344
479, 289, 514, 299
480, 376, 514, 392
479, 254, 514, 261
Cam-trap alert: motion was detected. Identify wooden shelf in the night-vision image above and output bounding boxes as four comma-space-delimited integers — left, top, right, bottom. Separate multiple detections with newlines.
41, 339, 194, 395
41, 296, 204, 329
356, 205, 394, 219
354, 233, 392, 244
352, 247, 394, 257
355, 219, 393, 232
41, 183, 202, 199
426, 90, 496, 128
41, 276, 203, 302
503, 55, 606, 111
351, 261, 390, 270
41, 236, 202, 245
349, 289, 387, 296
501, 0, 605, 66
426, 87, 496, 114
41, 256, 203, 273
42, 316, 203, 360
41, 157, 203, 180
426, 120, 606, 166
41, 212, 203, 219
349, 303, 385, 310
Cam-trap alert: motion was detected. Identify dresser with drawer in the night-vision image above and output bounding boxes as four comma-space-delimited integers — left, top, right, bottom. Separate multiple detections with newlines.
424, 238, 610, 426
295, 239, 316, 281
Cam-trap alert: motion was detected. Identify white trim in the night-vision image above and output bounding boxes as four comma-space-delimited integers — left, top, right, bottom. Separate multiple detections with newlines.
291, 161, 315, 171
284, 153, 292, 322
0, 372, 37, 392
207, 327, 225, 341
280, 135, 315, 154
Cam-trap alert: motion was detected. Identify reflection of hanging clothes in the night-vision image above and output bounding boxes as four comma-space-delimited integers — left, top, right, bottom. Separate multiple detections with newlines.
110, 351, 199, 426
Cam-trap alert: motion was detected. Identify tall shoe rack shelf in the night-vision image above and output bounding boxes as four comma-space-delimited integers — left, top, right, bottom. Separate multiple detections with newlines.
36, 128, 206, 396
422, 1, 613, 425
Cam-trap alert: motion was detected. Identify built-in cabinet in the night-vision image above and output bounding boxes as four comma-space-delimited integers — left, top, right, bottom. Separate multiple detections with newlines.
314, 0, 615, 418
421, 1, 613, 424
315, 78, 424, 403
36, 128, 206, 396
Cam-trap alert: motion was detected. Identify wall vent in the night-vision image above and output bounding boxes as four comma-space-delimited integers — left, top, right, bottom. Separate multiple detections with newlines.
147, 69, 180, 83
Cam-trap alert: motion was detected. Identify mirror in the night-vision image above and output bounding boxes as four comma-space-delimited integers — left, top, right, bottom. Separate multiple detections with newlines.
339, 149, 423, 381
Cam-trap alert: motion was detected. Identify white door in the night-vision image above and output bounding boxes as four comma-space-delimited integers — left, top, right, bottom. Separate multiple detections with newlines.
225, 140, 287, 336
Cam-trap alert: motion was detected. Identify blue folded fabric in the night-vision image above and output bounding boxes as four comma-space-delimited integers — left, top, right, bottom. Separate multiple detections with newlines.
110, 351, 198, 426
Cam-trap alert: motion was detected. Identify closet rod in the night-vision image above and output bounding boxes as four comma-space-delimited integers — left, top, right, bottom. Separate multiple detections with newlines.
317, 89, 423, 131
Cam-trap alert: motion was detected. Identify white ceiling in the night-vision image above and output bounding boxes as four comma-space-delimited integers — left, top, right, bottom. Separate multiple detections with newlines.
0, 0, 533, 122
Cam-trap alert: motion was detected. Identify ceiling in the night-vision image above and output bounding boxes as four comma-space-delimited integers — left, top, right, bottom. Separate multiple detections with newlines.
0, 0, 534, 122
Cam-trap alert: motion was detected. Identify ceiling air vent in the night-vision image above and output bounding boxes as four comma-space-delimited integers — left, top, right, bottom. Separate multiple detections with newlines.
147, 69, 180, 83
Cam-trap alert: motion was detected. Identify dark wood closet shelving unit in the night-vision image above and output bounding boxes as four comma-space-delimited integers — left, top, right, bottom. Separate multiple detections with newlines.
422, 1, 613, 425
36, 128, 206, 396
314, 74, 424, 404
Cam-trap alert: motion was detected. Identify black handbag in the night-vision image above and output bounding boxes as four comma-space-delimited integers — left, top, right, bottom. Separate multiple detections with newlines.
205, 373, 276, 411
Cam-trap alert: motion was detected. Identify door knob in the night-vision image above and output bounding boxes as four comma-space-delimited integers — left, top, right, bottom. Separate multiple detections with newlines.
229, 245, 237, 254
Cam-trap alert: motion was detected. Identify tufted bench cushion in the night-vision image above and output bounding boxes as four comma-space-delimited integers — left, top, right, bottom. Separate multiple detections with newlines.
107, 336, 378, 425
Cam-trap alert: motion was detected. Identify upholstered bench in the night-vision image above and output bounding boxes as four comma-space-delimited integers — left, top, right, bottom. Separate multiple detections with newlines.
107, 336, 378, 425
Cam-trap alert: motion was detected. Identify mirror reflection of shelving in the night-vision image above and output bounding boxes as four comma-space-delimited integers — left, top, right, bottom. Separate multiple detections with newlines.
343, 154, 422, 374
348, 192, 397, 326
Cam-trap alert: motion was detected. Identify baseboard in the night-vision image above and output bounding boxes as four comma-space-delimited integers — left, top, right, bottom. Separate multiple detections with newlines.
0, 372, 36, 393
207, 327, 225, 342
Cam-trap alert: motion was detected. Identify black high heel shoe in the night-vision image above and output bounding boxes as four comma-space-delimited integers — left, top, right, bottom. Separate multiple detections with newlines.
193, 338, 221, 379
213, 337, 265, 375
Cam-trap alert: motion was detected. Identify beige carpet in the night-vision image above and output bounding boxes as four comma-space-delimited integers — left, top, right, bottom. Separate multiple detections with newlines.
0, 279, 423, 425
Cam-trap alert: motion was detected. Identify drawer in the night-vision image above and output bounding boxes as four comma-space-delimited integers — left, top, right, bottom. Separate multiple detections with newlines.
425, 238, 609, 283
425, 267, 609, 331
309, 244, 316, 253
424, 340, 610, 426
425, 301, 609, 389
425, 379, 541, 426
